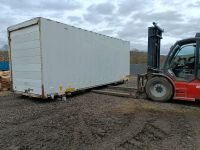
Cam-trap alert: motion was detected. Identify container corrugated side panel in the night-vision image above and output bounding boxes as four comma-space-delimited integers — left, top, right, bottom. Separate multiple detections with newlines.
10, 24, 42, 95
40, 18, 129, 96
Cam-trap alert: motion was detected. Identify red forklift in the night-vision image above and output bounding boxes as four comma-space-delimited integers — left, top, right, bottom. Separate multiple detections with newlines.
138, 22, 200, 102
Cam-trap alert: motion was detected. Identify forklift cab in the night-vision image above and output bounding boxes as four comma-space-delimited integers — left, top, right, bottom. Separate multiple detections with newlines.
164, 37, 200, 82
162, 34, 200, 101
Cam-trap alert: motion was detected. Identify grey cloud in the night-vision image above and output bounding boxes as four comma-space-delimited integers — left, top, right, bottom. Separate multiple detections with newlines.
117, 10, 191, 51
118, 21, 148, 39
188, 1, 200, 7
68, 16, 83, 23
117, 0, 150, 15
42, 0, 82, 11
128, 10, 195, 38
132, 11, 184, 23
0, 16, 15, 27
130, 11, 188, 38
105, 16, 123, 27
46, 12, 65, 19
117, 1, 200, 52
98, 29, 115, 35
1, 0, 35, 10
117, 21, 149, 51
164, 21, 200, 38
87, 3, 115, 15
0, 6, 17, 45
1, 0, 82, 11
83, 13, 102, 24
0, 0, 82, 47
83, 2, 115, 24
160, 0, 183, 5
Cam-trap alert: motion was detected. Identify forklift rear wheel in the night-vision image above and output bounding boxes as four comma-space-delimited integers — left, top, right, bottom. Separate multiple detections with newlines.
145, 77, 173, 102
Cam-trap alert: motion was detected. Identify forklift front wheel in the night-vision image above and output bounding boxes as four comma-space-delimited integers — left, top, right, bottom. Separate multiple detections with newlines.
145, 77, 173, 102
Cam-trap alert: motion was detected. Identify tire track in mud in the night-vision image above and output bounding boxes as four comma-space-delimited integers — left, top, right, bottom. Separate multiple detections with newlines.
88, 113, 150, 150
118, 123, 167, 150
0, 108, 78, 149
70, 112, 94, 150
0, 102, 77, 134
163, 114, 196, 150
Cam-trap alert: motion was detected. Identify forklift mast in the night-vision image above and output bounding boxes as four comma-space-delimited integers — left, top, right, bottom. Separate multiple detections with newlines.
147, 22, 164, 73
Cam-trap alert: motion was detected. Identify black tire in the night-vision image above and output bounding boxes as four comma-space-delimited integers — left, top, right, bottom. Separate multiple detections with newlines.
145, 76, 173, 102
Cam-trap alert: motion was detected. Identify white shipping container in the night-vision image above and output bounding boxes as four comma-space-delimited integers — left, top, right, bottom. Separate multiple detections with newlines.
8, 17, 130, 98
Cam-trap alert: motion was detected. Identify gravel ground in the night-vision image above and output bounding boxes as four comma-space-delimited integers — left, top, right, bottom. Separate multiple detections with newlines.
1, 90, 200, 150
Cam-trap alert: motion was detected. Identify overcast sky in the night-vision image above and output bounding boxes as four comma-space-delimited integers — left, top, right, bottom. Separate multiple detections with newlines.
0, 0, 200, 54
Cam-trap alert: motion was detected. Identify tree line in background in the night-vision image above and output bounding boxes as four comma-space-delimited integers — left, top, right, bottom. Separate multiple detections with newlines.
130, 49, 167, 64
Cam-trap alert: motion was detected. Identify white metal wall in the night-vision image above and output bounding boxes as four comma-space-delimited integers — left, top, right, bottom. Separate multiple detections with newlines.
10, 24, 42, 94
40, 18, 130, 95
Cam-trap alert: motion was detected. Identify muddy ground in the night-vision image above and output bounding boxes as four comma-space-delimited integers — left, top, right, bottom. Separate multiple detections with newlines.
1, 88, 200, 150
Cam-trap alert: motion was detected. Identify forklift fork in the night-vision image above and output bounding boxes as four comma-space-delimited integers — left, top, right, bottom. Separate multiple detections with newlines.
137, 74, 147, 93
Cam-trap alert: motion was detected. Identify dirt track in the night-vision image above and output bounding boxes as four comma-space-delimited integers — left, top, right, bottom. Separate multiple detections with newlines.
1, 91, 200, 150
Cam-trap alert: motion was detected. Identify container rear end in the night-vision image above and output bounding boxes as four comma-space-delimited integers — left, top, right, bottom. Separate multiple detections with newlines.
8, 18, 43, 96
